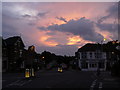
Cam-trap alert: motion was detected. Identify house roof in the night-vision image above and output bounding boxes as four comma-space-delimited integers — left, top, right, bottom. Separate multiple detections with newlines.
5, 36, 25, 47
78, 43, 120, 52
2, 39, 7, 48
78, 43, 103, 52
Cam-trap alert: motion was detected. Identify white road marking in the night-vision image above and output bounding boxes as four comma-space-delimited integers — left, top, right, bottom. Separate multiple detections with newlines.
99, 82, 102, 89
8, 80, 21, 86
19, 80, 32, 86
90, 79, 97, 90
5, 79, 33, 87
5, 80, 20, 87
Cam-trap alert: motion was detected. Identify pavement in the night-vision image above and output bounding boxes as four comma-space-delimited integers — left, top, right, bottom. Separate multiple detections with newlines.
1, 69, 120, 89
99, 72, 120, 89
90, 71, 120, 90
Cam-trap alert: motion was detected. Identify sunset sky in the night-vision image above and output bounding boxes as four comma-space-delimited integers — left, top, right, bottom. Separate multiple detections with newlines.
2, 2, 118, 56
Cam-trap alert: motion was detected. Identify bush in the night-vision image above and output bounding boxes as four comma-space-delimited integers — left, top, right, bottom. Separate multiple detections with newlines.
111, 60, 120, 77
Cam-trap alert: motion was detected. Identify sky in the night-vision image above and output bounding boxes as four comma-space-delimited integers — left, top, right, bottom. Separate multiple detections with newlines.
2, 2, 118, 56
1, 0, 119, 2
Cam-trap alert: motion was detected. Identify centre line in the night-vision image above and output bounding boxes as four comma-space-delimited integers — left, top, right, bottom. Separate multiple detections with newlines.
90, 79, 97, 90
99, 82, 102, 89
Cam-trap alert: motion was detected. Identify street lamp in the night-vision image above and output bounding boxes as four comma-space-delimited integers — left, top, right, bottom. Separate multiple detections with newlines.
42, 56, 45, 59
112, 52, 114, 54
103, 38, 106, 42
99, 38, 106, 71
101, 38, 106, 44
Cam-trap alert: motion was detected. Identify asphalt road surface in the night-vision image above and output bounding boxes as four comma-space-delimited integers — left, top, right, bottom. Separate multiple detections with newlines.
2, 69, 120, 89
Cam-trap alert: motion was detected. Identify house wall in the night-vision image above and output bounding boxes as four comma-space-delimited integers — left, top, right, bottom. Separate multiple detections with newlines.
78, 51, 107, 71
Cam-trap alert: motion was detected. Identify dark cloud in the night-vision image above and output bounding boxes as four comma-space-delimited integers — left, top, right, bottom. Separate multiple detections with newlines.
46, 31, 56, 35
21, 12, 49, 26
96, 23, 118, 40
56, 17, 67, 22
98, 3, 118, 24
107, 3, 118, 17
38, 17, 103, 42
96, 3, 118, 40
97, 15, 111, 24
28, 23, 36, 26
2, 9, 18, 37
22, 14, 31, 18
37, 12, 48, 17
2, 22, 18, 38
97, 23, 117, 32
2, 2, 118, 56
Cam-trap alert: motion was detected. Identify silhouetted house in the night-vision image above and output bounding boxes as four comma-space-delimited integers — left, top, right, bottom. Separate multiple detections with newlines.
2, 39, 8, 72
76, 40, 120, 71
24, 45, 37, 70
34, 54, 41, 70
4, 36, 25, 71
104, 40, 120, 70
76, 43, 107, 71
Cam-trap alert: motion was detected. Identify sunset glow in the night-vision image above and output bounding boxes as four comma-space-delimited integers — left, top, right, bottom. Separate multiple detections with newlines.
2, 2, 118, 55
67, 36, 81, 45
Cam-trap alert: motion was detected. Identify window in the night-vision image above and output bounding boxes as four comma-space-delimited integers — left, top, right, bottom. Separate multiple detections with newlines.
89, 52, 92, 58
89, 63, 97, 68
81, 62, 88, 69
95, 52, 102, 59
82, 52, 87, 59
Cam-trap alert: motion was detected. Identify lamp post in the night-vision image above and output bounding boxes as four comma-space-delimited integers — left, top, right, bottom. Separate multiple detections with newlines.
100, 38, 106, 71
42, 56, 46, 68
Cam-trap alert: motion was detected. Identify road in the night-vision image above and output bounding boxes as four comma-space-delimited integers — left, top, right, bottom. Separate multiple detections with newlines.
2, 69, 120, 89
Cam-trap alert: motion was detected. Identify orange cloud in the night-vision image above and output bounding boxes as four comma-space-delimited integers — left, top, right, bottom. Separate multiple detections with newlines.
94, 24, 113, 41
35, 3, 112, 27
67, 36, 81, 45
67, 35, 94, 46
96, 30, 113, 41
40, 35, 51, 42
39, 34, 58, 47
45, 41, 58, 47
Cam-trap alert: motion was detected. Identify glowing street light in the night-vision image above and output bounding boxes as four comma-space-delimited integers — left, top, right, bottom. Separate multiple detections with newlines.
42, 56, 45, 59
103, 38, 106, 41
101, 38, 107, 44
112, 52, 114, 54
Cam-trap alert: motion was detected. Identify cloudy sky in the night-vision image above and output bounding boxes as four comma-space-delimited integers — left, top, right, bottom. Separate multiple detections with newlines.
2, 2, 118, 56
